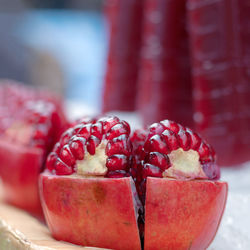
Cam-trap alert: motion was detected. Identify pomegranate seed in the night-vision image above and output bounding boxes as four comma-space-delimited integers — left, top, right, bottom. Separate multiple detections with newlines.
142, 163, 163, 179
55, 159, 73, 175
147, 152, 170, 171
100, 116, 119, 133
78, 124, 91, 139
186, 128, 202, 150
87, 135, 100, 155
60, 145, 76, 166
148, 123, 165, 138
177, 129, 191, 151
147, 134, 169, 154
106, 134, 130, 156
91, 122, 103, 140
161, 129, 179, 150
198, 142, 211, 162
69, 137, 85, 160
60, 128, 74, 145
160, 120, 182, 133
106, 123, 129, 140
106, 154, 128, 171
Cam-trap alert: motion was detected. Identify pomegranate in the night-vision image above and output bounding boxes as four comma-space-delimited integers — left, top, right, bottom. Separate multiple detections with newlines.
40, 117, 227, 249
0, 81, 68, 217
41, 116, 141, 249
131, 120, 227, 249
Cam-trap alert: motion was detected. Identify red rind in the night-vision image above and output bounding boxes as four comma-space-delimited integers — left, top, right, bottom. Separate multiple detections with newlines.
0, 138, 43, 217
39, 173, 141, 250
144, 178, 228, 250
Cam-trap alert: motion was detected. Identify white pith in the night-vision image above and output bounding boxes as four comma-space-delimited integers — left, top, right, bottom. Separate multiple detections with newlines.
76, 140, 108, 176
5, 122, 33, 145
163, 148, 207, 180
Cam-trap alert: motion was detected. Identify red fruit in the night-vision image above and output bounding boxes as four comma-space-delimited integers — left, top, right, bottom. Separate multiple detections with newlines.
144, 178, 227, 250
40, 174, 141, 250
106, 154, 128, 171
40, 118, 227, 250
130, 119, 224, 248
131, 120, 219, 197
0, 140, 44, 216
46, 116, 132, 178
0, 81, 68, 217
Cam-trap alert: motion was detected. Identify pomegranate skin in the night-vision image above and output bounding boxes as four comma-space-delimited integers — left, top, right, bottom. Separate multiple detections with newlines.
0, 139, 43, 217
39, 173, 141, 250
144, 177, 228, 250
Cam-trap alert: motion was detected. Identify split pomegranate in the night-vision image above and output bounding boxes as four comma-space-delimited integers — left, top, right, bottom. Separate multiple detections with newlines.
130, 120, 227, 249
41, 116, 141, 249
131, 120, 220, 204
0, 81, 68, 217
40, 117, 227, 250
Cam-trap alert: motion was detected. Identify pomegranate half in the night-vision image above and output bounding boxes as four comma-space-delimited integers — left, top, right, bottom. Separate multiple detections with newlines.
0, 82, 68, 217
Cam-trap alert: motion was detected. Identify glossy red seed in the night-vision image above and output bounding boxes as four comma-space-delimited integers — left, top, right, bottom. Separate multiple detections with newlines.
55, 159, 73, 175
148, 123, 165, 138
161, 129, 179, 150
186, 128, 202, 150
72, 124, 85, 135
77, 124, 91, 139
91, 122, 103, 140
69, 137, 85, 160
60, 128, 74, 145
100, 116, 119, 133
198, 142, 212, 162
177, 129, 191, 151
106, 154, 128, 171
106, 135, 130, 156
147, 152, 170, 171
60, 145, 76, 166
160, 120, 182, 133
106, 123, 129, 140
130, 129, 147, 146
148, 134, 169, 154
87, 135, 100, 155
142, 163, 163, 179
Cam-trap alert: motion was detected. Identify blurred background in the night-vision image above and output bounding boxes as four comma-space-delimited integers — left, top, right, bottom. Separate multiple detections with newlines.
1, 0, 250, 167
1, 0, 250, 248
0, 0, 105, 114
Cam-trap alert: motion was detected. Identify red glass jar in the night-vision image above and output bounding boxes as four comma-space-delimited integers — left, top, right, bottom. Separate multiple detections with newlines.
137, 0, 193, 128
103, 0, 144, 112
188, 0, 250, 166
